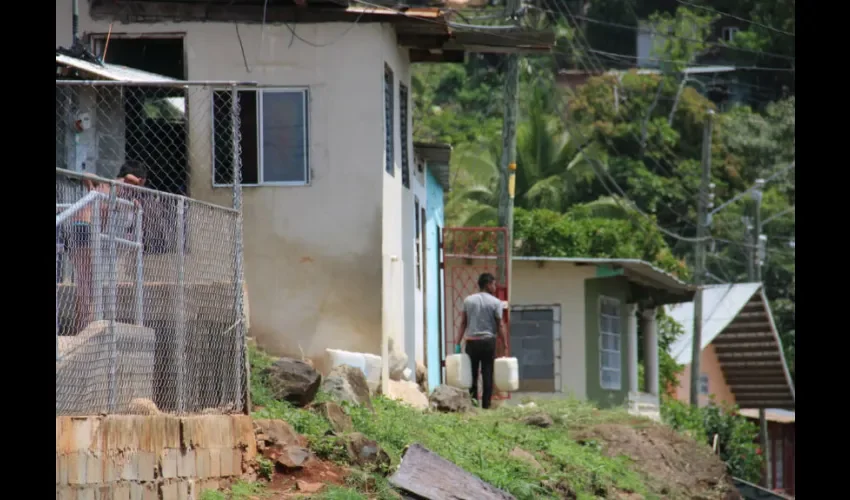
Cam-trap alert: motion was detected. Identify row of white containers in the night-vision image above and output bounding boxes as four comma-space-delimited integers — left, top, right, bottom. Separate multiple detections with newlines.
446, 353, 519, 393
327, 349, 519, 393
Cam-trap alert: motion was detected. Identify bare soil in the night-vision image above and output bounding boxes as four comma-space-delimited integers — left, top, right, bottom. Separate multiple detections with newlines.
573, 423, 743, 500
265, 457, 349, 498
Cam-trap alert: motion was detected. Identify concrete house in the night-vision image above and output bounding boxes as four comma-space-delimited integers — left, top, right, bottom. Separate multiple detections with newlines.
55, 0, 553, 376
441, 255, 695, 415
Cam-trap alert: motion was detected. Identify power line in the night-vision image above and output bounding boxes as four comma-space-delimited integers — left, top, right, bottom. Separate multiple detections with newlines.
565, 12, 794, 62
673, 0, 795, 38
589, 48, 795, 72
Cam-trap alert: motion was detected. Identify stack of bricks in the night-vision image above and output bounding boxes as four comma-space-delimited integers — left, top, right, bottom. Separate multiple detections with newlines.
56, 414, 257, 500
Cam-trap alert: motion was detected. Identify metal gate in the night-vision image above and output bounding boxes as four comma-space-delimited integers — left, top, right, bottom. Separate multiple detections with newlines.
440, 227, 511, 400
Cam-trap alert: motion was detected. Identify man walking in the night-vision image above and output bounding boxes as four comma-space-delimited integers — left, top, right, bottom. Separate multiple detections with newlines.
454, 273, 505, 409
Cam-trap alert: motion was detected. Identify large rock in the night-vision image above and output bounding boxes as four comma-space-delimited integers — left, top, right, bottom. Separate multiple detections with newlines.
313, 401, 354, 433
428, 385, 474, 413
322, 365, 373, 410
262, 357, 322, 407
254, 419, 301, 447
387, 338, 409, 381
383, 380, 429, 410
339, 433, 391, 473
522, 413, 554, 428
415, 362, 428, 393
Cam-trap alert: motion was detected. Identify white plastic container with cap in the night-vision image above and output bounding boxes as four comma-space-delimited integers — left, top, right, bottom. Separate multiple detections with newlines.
494, 356, 519, 392
445, 351, 472, 389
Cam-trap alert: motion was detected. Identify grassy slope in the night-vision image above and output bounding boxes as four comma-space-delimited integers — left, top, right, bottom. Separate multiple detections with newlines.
246, 346, 664, 500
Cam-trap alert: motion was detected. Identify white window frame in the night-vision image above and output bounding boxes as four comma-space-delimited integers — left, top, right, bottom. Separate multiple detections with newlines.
211, 87, 310, 187
599, 296, 622, 391
510, 305, 562, 392
699, 373, 709, 395
721, 26, 740, 42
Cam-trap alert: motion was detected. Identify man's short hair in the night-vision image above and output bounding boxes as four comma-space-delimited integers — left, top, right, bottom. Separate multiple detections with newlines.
117, 160, 148, 180
478, 273, 496, 290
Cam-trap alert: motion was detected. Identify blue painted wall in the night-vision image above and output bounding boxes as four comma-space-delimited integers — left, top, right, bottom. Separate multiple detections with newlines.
424, 168, 445, 392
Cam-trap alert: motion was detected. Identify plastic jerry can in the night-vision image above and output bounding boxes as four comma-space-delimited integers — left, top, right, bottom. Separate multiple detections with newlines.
494, 357, 519, 392
445, 353, 472, 389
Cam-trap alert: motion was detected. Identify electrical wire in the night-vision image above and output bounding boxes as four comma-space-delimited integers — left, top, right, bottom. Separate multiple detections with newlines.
673, 0, 795, 38
589, 48, 795, 72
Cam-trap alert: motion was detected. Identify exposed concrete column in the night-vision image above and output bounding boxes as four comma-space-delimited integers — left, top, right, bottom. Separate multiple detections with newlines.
642, 307, 659, 397
627, 304, 639, 395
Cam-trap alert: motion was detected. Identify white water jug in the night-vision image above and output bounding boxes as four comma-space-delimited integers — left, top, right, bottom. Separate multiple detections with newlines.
445, 353, 472, 389
325, 349, 367, 374
494, 357, 519, 392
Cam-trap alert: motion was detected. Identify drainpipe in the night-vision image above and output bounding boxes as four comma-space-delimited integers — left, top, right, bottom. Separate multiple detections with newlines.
72, 0, 80, 47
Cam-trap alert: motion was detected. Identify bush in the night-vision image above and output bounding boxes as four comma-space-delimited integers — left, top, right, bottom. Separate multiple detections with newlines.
661, 398, 763, 483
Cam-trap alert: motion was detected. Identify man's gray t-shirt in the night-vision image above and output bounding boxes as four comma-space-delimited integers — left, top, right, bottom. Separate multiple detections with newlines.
463, 292, 504, 340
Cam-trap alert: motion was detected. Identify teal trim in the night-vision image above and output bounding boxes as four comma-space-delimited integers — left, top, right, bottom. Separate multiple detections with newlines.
424, 167, 444, 393
595, 265, 624, 278
584, 276, 631, 409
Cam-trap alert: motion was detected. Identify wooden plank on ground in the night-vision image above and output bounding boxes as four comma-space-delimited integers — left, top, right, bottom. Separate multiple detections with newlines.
389, 444, 516, 500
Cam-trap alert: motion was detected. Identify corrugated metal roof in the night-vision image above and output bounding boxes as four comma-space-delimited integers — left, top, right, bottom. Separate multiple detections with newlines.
667, 283, 763, 365
56, 53, 178, 83
739, 408, 795, 424
513, 256, 694, 299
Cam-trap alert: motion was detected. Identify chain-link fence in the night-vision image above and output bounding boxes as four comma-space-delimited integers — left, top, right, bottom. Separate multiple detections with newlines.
56, 80, 247, 415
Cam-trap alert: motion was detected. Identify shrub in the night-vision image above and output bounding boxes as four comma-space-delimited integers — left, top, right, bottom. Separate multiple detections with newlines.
661, 398, 764, 483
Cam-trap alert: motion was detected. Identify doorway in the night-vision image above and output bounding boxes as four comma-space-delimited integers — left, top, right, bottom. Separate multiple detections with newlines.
509, 305, 561, 392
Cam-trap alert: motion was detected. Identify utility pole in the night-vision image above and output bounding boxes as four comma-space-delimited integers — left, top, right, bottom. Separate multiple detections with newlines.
690, 109, 713, 407
496, 1, 520, 293
749, 179, 771, 488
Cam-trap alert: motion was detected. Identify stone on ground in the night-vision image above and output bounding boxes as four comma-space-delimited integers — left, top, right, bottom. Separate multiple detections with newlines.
322, 364, 373, 410
416, 362, 428, 393
428, 385, 474, 413
382, 379, 429, 410
339, 432, 391, 473
262, 357, 322, 406
313, 401, 354, 433
522, 413, 554, 428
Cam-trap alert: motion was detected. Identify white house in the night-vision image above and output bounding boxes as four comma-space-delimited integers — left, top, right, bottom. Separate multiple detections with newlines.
55, 0, 553, 376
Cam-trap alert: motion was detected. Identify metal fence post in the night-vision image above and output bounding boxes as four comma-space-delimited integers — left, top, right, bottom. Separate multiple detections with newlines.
230, 84, 248, 412
176, 198, 186, 413
135, 207, 145, 326
107, 185, 118, 413
92, 197, 103, 321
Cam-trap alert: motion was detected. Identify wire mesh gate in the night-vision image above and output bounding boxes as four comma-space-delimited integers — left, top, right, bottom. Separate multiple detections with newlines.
441, 227, 511, 401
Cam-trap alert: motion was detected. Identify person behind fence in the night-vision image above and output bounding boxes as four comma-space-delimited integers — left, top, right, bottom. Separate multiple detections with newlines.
453, 272, 506, 409
65, 162, 147, 334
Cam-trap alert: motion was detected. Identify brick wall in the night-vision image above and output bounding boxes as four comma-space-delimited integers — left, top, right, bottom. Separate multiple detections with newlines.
56, 414, 257, 500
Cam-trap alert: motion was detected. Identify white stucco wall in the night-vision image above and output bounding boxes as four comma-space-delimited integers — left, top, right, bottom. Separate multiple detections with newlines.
509, 260, 596, 400
59, 1, 412, 368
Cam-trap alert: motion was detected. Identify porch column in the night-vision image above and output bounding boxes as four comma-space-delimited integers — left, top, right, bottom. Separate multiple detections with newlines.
641, 307, 659, 397
627, 304, 639, 395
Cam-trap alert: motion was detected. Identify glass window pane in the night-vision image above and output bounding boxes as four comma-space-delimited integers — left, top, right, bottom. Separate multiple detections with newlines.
262, 91, 307, 183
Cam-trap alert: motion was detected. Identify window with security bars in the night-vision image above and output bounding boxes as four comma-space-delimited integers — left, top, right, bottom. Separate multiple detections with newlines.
384, 65, 394, 176
599, 296, 622, 390
400, 83, 410, 188
212, 88, 309, 186
699, 373, 709, 395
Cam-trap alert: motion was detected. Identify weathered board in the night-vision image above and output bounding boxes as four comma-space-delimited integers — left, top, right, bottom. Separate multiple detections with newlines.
389, 444, 516, 500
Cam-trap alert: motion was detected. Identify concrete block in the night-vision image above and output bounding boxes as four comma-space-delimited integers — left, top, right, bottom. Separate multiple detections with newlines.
58, 454, 70, 485
103, 457, 120, 484
142, 484, 157, 500
234, 449, 245, 474
208, 449, 221, 478
219, 449, 233, 477
67, 452, 87, 485
137, 452, 156, 482
85, 454, 103, 484
57, 455, 60, 485
112, 483, 130, 500
129, 483, 143, 500
198, 479, 220, 494
232, 416, 257, 461
120, 455, 139, 482
196, 450, 210, 479
177, 449, 196, 478
178, 480, 194, 500
160, 449, 179, 479
57, 486, 76, 500
77, 487, 96, 500
160, 482, 179, 500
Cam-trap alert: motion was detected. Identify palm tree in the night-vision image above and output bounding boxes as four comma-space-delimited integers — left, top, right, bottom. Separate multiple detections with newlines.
446, 85, 628, 226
